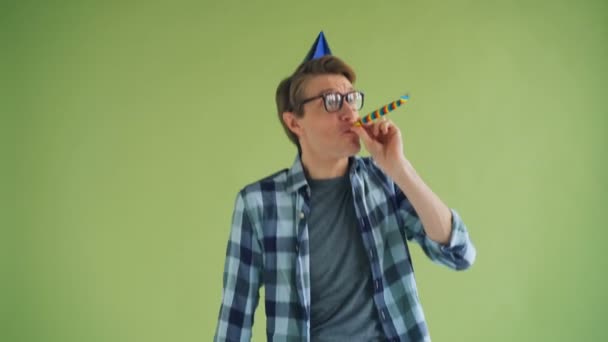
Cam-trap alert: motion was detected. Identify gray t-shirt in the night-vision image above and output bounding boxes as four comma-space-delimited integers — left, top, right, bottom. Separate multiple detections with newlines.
308, 174, 385, 341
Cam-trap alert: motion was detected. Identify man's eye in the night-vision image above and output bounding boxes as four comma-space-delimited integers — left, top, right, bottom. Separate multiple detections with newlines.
325, 94, 340, 107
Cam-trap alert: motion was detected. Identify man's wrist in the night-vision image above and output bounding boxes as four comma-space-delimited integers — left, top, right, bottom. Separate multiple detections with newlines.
387, 156, 415, 183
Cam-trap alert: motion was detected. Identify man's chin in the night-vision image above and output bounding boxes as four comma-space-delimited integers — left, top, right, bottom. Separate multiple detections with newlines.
344, 141, 362, 157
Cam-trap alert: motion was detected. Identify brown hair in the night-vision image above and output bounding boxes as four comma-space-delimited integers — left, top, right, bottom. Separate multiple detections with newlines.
275, 55, 356, 148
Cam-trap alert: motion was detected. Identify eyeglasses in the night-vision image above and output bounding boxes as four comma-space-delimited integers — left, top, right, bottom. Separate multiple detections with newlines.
299, 90, 365, 113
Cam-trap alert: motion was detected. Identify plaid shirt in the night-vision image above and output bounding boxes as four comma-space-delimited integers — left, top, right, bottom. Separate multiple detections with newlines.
214, 155, 476, 341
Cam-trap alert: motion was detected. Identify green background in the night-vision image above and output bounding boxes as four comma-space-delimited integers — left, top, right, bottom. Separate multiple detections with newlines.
5, 0, 607, 341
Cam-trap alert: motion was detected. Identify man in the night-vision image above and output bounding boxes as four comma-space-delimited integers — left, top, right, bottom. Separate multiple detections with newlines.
214, 32, 476, 341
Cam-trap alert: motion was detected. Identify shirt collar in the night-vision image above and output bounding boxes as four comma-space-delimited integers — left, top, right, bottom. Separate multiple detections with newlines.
286, 154, 363, 193
286, 154, 308, 193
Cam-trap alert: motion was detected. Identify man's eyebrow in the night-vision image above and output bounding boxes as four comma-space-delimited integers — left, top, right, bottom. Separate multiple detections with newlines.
317, 87, 355, 94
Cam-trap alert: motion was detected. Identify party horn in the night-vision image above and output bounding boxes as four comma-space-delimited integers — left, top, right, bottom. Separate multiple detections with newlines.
354, 94, 409, 126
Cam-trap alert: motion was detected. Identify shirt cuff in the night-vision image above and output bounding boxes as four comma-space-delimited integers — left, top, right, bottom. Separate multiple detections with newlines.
425, 208, 471, 252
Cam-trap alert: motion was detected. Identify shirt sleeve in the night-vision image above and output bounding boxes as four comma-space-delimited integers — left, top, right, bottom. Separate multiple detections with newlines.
214, 192, 263, 341
395, 188, 477, 271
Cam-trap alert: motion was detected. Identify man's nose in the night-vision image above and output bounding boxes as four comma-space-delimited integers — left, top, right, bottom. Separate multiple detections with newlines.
338, 102, 358, 123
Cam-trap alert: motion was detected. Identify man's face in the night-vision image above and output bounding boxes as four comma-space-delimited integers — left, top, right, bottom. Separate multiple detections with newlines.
295, 74, 361, 161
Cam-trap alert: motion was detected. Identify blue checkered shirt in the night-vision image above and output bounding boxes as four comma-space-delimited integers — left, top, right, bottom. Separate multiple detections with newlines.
214, 155, 476, 341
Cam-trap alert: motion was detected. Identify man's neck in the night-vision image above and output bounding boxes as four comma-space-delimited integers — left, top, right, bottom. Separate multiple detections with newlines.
301, 153, 350, 180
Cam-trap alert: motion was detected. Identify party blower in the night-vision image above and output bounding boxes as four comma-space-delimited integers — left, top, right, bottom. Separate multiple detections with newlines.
354, 94, 410, 127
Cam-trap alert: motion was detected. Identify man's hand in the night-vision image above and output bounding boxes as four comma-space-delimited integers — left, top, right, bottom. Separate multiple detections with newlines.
351, 118, 407, 176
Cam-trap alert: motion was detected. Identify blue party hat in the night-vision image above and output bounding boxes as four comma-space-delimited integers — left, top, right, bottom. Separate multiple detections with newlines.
303, 31, 332, 62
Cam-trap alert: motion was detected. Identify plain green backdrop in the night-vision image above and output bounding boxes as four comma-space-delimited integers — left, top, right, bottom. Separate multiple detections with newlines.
5, 0, 607, 341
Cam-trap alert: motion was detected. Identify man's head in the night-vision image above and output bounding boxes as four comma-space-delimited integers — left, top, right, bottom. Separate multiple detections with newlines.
276, 55, 364, 161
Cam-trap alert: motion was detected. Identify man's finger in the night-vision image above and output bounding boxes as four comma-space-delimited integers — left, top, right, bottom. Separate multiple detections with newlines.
351, 125, 374, 147
380, 121, 389, 134
373, 122, 381, 137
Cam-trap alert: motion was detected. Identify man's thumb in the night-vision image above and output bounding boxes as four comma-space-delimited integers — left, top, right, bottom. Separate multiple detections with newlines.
352, 125, 373, 147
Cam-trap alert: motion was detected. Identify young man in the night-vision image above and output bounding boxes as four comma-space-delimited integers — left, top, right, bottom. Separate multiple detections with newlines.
214, 32, 476, 341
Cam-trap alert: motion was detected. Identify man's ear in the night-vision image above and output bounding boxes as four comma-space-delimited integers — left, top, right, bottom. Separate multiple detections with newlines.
282, 111, 302, 137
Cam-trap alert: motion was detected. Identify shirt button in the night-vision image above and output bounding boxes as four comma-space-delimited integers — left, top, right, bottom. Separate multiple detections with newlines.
295, 245, 299, 253
369, 249, 374, 259
374, 280, 380, 291
380, 310, 387, 321
299, 212, 305, 219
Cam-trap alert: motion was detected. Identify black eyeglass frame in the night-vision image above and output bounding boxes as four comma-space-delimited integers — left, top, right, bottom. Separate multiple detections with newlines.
299, 90, 365, 112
